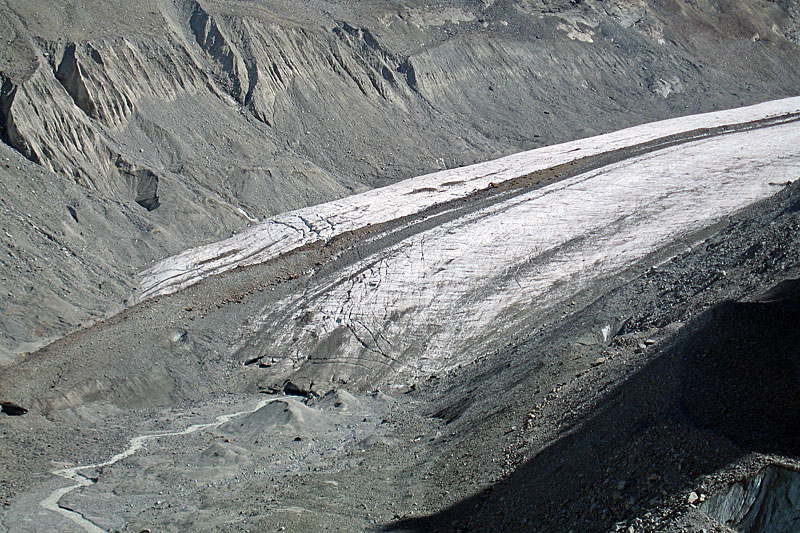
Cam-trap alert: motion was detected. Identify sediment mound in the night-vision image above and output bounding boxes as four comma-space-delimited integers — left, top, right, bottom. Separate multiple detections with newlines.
197, 442, 251, 467
315, 389, 362, 412
220, 399, 327, 437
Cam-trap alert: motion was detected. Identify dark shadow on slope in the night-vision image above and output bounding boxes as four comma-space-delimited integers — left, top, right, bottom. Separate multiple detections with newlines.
387, 279, 800, 532
115, 156, 161, 211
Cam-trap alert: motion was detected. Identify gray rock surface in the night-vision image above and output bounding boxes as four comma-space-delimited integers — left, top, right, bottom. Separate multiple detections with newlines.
703, 465, 800, 532
1, 114, 800, 532
2, 0, 800, 358
1, 2, 800, 533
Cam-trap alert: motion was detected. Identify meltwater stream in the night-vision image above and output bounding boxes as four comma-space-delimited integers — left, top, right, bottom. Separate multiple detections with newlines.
39, 398, 271, 532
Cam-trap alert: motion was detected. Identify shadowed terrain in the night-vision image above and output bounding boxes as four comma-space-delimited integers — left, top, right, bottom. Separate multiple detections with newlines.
391, 278, 800, 531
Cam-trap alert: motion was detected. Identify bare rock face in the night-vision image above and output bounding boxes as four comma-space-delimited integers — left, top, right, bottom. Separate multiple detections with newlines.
703, 465, 800, 532
0, 0, 799, 358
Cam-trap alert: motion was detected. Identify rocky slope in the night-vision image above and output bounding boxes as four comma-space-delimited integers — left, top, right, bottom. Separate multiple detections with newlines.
0, 99, 799, 533
2, 0, 800, 359
1, 2, 800, 532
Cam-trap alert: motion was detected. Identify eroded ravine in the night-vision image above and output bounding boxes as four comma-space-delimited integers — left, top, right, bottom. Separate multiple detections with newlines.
4, 100, 800, 533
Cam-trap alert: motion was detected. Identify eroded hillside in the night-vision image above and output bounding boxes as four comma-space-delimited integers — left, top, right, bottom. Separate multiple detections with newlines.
1, 0, 800, 359
1, 2, 800, 531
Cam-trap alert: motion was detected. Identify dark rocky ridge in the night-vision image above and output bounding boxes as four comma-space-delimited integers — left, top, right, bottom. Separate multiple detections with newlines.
1, 0, 799, 359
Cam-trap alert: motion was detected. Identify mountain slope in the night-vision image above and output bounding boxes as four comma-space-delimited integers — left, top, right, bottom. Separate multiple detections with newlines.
1, 100, 800, 532
1, 0, 800, 359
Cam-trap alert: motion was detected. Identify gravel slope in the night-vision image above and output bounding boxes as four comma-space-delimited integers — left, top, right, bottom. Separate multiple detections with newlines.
1, 105, 799, 532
